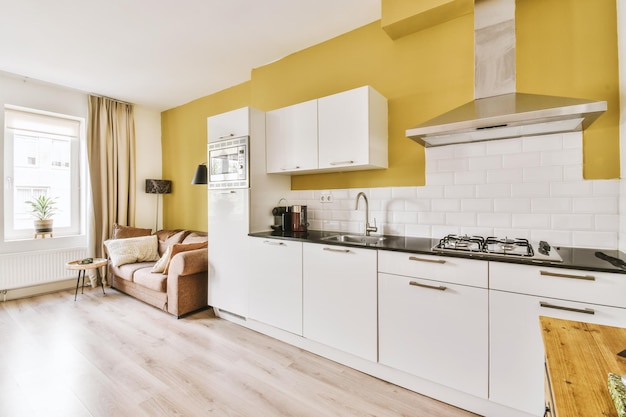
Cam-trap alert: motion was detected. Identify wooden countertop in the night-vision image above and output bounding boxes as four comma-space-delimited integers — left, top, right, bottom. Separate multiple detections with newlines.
540, 316, 626, 417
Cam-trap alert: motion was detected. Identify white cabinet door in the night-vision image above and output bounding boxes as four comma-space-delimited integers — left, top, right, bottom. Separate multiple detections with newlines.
317, 86, 387, 171
379, 272, 488, 398
207, 189, 249, 317
249, 238, 303, 335
207, 107, 250, 142
266, 100, 318, 174
489, 290, 626, 416
303, 243, 377, 361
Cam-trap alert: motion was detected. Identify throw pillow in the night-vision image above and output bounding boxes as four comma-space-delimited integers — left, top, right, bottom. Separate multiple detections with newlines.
163, 241, 208, 274
104, 235, 160, 267
151, 245, 172, 273
112, 223, 152, 239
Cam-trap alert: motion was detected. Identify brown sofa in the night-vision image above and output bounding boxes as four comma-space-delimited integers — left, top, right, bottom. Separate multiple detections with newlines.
107, 229, 208, 318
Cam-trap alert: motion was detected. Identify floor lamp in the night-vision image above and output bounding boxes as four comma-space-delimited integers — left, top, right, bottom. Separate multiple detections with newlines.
145, 179, 172, 232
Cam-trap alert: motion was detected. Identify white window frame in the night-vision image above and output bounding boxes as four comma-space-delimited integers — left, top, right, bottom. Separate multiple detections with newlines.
3, 106, 85, 242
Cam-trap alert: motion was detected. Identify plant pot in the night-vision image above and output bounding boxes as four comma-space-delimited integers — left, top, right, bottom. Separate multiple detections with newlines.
34, 219, 53, 233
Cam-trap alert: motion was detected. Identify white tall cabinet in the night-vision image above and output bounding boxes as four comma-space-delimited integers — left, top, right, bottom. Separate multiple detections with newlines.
207, 107, 290, 318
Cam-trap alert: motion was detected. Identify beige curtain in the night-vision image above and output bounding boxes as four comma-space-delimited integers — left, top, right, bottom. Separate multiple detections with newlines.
87, 95, 136, 284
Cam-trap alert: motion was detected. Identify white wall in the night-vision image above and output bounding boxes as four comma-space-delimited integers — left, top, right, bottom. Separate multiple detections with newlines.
0, 71, 162, 248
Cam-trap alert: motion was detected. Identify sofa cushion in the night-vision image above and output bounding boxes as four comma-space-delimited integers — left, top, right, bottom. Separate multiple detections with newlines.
104, 235, 160, 267
164, 241, 208, 274
151, 246, 172, 273
134, 268, 167, 292
182, 231, 208, 244
112, 223, 152, 239
110, 261, 156, 282
156, 229, 189, 256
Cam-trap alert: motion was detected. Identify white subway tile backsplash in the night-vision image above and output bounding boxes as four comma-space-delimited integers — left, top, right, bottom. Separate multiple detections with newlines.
551, 181, 594, 197
552, 214, 594, 230
503, 152, 541, 168
431, 198, 461, 212
487, 168, 524, 184
298, 131, 620, 251
469, 155, 503, 171
572, 231, 618, 249
426, 172, 455, 186
522, 134, 563, 152
476, 183, 511, 198
486, 138, 522, 155
494, 198, 531, 213
573, 197, 618, 214
512, 182, 550, 197
444, 185, 476, 199
477, 213, 512, 228
454, 170, 486, 185
512, 213, 550, 229
540, 149, 582, 167
523, 165, 563, 183
531, 198, 572, 213
595, 214, 619, 232
461, 199, 493, 212
446, 212, 476, 226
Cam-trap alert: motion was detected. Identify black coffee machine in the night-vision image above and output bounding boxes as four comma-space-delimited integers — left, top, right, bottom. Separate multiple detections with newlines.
271, 204, 308, 233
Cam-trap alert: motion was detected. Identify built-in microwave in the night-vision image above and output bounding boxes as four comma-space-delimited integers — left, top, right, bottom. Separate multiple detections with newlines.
207, 136, 249, 189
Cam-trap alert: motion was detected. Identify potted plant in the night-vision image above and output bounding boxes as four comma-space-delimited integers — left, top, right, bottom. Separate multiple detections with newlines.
26, 195, 58, 233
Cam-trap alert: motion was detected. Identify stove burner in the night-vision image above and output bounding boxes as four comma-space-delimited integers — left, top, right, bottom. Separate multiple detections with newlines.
433, 234, 562, 262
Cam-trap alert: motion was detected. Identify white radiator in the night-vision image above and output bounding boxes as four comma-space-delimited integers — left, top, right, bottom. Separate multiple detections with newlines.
0, 247, 88, 291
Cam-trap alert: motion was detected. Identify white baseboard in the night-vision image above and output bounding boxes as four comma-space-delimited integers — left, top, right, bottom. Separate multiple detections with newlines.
1, 278, 77, 302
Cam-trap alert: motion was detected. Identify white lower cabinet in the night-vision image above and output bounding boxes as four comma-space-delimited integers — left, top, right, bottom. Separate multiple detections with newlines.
489, 262, 626, 416
248, 238, 303, 335
302, 243, 377, 361
378, 251, 488, 399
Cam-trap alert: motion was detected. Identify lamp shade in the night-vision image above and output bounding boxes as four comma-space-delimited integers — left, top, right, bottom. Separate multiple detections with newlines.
191, 164, 207, 185
145, 179, 172, 194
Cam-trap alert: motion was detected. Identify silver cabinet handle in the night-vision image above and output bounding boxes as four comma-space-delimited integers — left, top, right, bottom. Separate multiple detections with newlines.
409, 281, 447, 291
263, 241, 285, 246
323, 247, 350, 253
409, 256, 446, 264
540, 270, 595, 281
218, 133, 235, 139
329, 160, 354, 166
281, 166, 300, 170
539, 301, 595, 315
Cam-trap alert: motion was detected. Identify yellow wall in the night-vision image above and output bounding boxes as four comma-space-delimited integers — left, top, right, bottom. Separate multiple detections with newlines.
161, 0, 620, 230
516, 0, 620, 179
161, 82, 251, 230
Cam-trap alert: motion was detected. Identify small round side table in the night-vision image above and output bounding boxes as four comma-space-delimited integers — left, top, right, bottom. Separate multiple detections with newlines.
65, 258, 107, 301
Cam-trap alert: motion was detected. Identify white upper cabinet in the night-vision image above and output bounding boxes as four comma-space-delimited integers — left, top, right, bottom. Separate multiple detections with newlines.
207, 107, 251, 142
265, 86, 388, 175
266, 99, 318, 174
318, 86, 388, 171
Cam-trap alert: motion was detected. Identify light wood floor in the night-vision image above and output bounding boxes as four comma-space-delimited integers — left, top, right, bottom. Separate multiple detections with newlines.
0, 287, 479, 417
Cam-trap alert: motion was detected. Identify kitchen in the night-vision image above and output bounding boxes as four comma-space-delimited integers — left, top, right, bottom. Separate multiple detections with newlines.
165, 1, 625, 417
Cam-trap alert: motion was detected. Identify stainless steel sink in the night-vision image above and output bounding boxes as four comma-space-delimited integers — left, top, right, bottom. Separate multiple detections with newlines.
321, 234, 387, 246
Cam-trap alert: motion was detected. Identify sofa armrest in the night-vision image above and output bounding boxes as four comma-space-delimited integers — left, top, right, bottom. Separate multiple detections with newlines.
168, 248, 208, 277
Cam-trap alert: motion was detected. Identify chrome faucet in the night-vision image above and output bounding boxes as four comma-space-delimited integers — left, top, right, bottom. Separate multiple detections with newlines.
355, 192, 377, 236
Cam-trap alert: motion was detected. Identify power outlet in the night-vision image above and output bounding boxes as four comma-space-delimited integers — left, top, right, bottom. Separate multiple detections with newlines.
320, 193, 333, 203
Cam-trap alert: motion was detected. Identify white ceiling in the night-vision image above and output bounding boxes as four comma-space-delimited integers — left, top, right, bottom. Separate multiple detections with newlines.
0, 0, 381, 111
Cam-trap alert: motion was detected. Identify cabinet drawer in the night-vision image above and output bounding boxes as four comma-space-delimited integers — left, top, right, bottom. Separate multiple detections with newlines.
490, 262, 626, 308
378, 250, 488, 288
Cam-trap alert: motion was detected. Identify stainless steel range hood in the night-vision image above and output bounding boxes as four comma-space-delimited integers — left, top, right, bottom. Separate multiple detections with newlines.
406, 0, 607, 148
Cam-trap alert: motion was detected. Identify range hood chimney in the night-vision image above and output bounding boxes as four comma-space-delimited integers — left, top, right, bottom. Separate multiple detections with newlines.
406, 0, 607, 147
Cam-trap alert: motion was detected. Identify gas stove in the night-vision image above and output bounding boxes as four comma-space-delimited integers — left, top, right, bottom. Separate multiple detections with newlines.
433, 234, 563, 263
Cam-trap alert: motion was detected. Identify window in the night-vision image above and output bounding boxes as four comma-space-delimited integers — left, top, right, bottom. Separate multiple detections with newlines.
4, 106, 83, 240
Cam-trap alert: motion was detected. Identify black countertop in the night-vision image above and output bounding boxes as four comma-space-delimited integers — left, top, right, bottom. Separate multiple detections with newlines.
249, 230, 626, 275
